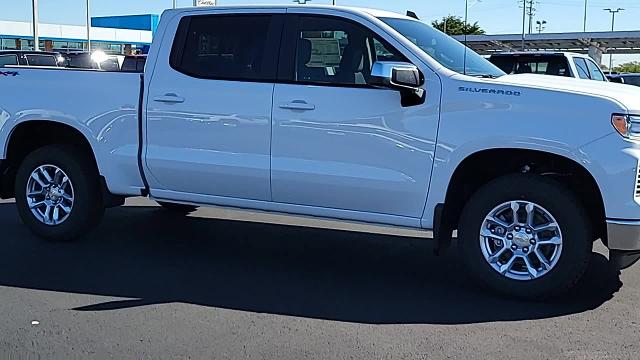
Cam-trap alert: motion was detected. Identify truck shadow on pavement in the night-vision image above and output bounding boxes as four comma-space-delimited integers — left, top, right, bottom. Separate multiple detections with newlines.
0, 201, 623, 325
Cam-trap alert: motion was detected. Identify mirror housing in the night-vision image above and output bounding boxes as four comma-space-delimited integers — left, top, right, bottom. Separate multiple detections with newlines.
371, 61, 426, 106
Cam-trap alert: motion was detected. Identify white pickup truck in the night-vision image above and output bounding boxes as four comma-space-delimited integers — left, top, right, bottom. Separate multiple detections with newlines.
2, 5, 640, 299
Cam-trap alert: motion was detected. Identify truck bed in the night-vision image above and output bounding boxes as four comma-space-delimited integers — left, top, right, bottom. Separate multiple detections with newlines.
0, 67, 145, 196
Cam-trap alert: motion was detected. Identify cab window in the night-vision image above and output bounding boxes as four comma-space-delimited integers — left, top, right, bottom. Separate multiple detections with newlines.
171, 14, 282, 81
293, 15, 407, 86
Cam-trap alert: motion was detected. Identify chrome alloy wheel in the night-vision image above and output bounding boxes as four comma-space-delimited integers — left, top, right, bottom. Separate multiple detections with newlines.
479, 201, 563, 281
26, 164, 75, 226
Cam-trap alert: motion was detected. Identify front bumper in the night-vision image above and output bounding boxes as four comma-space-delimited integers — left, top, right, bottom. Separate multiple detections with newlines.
607, 219, 640, 269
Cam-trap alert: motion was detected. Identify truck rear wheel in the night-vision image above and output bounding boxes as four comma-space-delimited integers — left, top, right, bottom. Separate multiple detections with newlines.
458, 174, 592, 299
14, 145, 104, 242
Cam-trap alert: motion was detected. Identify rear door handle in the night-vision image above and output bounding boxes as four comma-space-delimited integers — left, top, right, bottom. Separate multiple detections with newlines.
279, 100, 315, 111
153, 93, 185, 104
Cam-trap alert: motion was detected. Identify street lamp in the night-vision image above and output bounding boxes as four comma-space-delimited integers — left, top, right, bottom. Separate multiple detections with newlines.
31, 0, 39, 51
86, 0, 91, 52
583, 0, 588, 32
536, 20, 547, 34
604, 8, 625, 74
521, 0, 526, 50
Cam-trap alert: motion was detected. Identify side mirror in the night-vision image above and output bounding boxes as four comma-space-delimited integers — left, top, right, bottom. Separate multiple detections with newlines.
371, 61, 426, 106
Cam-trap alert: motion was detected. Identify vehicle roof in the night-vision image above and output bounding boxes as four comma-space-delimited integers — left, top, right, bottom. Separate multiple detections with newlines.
164, 5, 413, 20
0, 50, 59, 55
490, 51, 586, 57
609, 73, 640, 77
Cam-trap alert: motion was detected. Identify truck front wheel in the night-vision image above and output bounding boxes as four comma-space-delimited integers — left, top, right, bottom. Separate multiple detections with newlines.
14, 145, 104, 242
458, 174, 592, 299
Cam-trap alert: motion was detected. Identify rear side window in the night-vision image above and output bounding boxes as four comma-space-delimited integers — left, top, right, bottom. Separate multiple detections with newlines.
171, 14, 282, 81
25, 54, 58, 67
574, 58, 590, 79
0, 54, 18, 67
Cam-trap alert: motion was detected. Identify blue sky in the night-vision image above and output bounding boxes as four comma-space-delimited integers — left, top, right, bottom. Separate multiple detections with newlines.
4, 0, 640, 34
4, 0, 640, 64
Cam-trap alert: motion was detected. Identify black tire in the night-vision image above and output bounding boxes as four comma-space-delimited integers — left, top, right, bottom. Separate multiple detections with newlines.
156, 201, 198, 214
14, 145, 104, 242
458, 174, 592, 300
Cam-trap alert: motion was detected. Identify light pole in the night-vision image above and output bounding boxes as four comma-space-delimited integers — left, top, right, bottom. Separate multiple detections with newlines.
31, 0, 39, 51
583, 0, 588, 32
86, 0, 91, 52
536, 20, 547, 34
521, 0, 526, 50
173, 0, 177, 9
604, 8, 624, 74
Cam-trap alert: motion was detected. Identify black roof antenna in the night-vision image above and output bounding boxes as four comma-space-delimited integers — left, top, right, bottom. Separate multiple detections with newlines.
406, 11, 419, 20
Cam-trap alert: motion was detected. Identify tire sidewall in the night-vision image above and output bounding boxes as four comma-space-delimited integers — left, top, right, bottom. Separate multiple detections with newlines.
459, 174, 592, 299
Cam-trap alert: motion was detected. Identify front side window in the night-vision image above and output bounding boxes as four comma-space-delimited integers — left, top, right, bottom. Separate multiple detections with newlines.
585, 59, 605, 81
0, 54, 18, 67
172, 14, 279, 81
294, 16, 407, 86
574, 58, 590, 79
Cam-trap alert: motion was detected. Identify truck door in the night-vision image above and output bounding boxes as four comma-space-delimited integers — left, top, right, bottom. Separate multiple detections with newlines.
144, 11, 284, 202
270, 14, 440, 219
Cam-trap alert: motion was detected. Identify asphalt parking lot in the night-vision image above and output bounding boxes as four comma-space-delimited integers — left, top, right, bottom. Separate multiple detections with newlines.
1, 197, 639, 359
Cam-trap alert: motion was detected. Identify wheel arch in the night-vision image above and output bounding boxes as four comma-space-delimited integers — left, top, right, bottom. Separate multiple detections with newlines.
1, 120, 101, 199
433, 148, 606, 253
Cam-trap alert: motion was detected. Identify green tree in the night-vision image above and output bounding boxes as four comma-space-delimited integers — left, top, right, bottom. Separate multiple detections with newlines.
613, 61, 640, 73
432, 15, 486, 35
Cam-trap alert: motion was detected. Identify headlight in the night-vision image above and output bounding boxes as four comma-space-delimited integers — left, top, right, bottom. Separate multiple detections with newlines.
612, 114, 640, 140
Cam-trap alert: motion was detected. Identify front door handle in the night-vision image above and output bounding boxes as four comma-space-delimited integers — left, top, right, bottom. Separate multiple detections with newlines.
153, 93, 185, 104
279, 100, 315, 111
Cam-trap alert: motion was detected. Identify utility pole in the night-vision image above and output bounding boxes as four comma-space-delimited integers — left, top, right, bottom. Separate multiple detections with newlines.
526, 0, 537, 34
173, 0, 177, 9
536, 20, 547, 34
604, 8, 624, 74
31, 0, 39, 51
86, 0, 91, 52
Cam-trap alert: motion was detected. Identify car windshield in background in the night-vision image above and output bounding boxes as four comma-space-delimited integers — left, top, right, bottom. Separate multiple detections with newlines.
0, 54, 18, 67
380, 17, 505, 78
25, 54, 58, 67
490, 55, 571, 76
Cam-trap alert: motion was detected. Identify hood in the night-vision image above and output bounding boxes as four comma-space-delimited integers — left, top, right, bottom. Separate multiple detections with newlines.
491, 74, 640, 112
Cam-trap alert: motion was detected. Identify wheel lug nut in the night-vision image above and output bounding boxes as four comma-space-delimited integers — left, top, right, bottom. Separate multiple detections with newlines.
523, 247, 529, 253
515, 226, 521, 231
526, 228, 532, 234
507, 234, 513, 240
511, 245, 517, 251
530, 239, 536, 245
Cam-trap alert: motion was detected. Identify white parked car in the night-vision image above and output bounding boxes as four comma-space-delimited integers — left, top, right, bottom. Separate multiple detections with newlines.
489, 51, 608, 81
1, 5, 640, 299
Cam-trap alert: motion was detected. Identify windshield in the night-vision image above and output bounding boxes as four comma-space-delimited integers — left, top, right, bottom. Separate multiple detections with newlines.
381, 18, 505, 78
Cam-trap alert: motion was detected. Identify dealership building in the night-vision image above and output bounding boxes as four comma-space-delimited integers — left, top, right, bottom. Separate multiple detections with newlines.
0, 15, 156, 54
